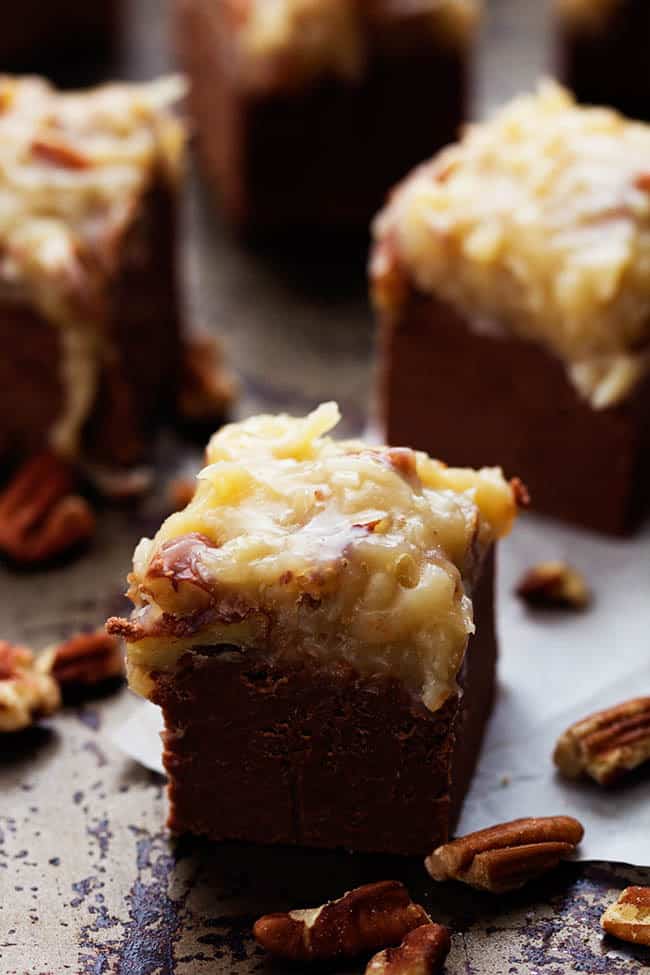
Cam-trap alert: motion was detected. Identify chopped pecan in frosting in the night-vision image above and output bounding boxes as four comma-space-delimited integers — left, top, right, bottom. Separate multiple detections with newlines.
373, 81, 650, 409
114, 403, 518, 711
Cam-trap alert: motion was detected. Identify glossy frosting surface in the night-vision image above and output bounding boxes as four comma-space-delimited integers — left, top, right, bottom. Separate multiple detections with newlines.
121, 404, 517, 711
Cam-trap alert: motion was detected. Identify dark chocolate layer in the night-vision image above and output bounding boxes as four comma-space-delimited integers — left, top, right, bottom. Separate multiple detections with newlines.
559, 0, 650, 122
380, 289, 650, 535
149, 552, 496, 856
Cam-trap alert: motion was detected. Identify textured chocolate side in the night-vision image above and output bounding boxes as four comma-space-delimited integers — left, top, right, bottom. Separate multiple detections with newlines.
380, 290, 650, 535
148, 552, 496, 856
0, 183, 182, 469
176, 0, 468, 233
558, 0, 650, 122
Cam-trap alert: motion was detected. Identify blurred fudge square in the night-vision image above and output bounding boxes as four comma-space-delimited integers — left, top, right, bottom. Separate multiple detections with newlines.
0, 75, 186, 471
372, 82, 650, 536
557, 0, 650, 121
0, 0, 120, 73
108, 403, 520, 854
175, 0, 479, 233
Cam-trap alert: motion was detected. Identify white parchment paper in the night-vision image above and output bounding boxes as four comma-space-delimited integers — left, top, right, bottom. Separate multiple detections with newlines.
112, 512, 650, 865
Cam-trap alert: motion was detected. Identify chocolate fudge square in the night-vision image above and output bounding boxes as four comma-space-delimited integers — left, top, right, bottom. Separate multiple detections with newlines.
175, 0, 479, 234
373, 82, 650, 535
557, 0, 650, 121
109, 403, 520, 855
0, 75, 186, 471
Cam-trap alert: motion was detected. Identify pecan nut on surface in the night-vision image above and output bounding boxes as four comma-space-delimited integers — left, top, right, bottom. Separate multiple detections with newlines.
0, 452, 95, 565
253, 881, 429, 961
554, 697, 650, 786
601, 887, 650, 946
365, 923, 451, 975
41, 630, 124, 690
425, 816, 584, 893
515, 560, 590, 609
0, 640, 61, 732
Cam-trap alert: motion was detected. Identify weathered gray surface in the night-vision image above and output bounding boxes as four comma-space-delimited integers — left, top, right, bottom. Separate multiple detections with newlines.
2, 1, 650, 972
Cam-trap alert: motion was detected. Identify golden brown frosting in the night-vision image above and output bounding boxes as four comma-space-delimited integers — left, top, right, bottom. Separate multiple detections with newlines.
117, 404, 518, 712
373, 82, 650, 409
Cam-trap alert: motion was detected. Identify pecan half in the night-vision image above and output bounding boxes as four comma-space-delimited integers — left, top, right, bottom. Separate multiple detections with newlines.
602, 887, 650, 946
253, 881, 429, 961
365, 923, 451, 975
142, 533, 218, 615
41, 630, 124, 690
0, 452, 95, 565
515, 560, 590, 609
553, 697, 650, 786
425, 816, 584, 893
0, 641, 61, 732
177, 335, 236, 427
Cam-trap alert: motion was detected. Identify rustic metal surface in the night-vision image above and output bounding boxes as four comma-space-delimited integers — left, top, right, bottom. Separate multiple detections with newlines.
2, 0, 650, 972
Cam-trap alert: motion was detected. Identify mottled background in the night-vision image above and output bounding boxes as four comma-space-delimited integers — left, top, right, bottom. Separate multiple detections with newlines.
2, 0, 650, 972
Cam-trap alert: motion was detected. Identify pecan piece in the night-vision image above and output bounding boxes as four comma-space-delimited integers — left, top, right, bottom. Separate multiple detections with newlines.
177, 335, 236, 427
0, 452, 95, 565
515, 560, 590, 609
553, 697, 650, 786
602, 887, 650, 946
425, 816, 584, 893
365, 923, 451, 975
253, 881, 429, 961
41, 630, 124, 690
0, 641, 61, 732
31, 136, 91, 169
142, 533, 218, 615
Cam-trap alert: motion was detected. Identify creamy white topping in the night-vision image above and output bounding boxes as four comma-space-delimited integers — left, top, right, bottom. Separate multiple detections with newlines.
373, 82, 650, 408
122, 403, 517, 711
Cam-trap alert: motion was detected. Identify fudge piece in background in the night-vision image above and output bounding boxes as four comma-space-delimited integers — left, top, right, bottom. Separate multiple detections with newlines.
0, 75, 186, 472
372, 82, 650, 535
176, 0, 479, 234
557, 0, 650, 121
109, 403, 520, 854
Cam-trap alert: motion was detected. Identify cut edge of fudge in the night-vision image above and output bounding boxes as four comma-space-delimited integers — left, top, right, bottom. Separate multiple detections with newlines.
108, 403, 520, 853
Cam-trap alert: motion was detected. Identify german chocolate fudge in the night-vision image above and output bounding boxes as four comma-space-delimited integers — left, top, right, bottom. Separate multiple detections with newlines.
176, 0, 479, 233
373, 82, 650, 535
109, 403, 519, 854
557, 0, 650, 121
0, 75, 185, 470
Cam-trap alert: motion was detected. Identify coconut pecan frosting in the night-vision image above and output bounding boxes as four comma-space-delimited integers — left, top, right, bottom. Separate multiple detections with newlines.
109, 403, 519, 712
